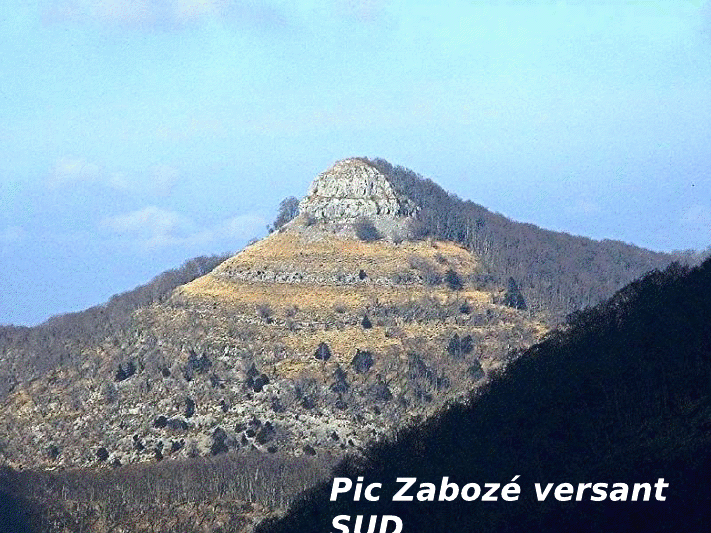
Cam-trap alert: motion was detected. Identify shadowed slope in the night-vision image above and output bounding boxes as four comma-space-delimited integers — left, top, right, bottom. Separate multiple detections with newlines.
257, 258, 711, 533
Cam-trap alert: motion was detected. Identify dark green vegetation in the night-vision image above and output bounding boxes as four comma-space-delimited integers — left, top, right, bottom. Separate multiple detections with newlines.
257, 258, 711, 533
354, 218, 382, 242
0, 254, 229, 399
0, 489, 33, 533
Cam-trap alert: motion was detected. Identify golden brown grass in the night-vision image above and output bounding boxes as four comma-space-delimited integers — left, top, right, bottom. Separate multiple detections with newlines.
169, 231, 546, 380
179, 232, 484, 313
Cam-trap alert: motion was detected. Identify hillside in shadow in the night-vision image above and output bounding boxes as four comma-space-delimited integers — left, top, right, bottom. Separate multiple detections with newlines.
1, 473, 36, 533
0, 493, 31, 533
0, 451, 332, 533
257, 258, 711, 533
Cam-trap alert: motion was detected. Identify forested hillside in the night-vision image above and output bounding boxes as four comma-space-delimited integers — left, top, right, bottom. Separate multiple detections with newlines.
0, 450, 333, 533
258, 257, 711, 533
367, 158, 676, 319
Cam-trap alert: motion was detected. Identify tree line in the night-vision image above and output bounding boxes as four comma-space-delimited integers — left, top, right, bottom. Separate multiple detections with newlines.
1, 447, 335, 533
364, 157, 678, 320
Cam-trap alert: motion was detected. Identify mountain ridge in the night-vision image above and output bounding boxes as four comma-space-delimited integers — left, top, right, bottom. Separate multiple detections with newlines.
0, 157, 681, 470
0, 156, 696, 533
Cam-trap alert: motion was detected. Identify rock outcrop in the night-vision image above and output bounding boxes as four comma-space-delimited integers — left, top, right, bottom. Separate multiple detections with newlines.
299, 158, 417, 221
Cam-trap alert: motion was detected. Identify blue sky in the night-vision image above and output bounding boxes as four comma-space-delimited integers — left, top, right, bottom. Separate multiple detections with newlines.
1, 0, 710, 325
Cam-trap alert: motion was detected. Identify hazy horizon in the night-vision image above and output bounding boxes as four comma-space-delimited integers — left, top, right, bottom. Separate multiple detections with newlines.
2, 0, 711, 326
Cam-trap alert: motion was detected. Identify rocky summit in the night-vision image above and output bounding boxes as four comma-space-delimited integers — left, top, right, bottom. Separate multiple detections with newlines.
299, 158, 417, 221
0, 159, 545, 471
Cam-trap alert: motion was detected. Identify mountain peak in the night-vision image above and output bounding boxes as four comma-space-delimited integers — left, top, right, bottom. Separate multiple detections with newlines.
299, 157, 417, 222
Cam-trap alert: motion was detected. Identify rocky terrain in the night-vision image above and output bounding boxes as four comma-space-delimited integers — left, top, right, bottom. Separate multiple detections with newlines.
299, 158, 417, 222
0, 158, 544, 473
1, 157, 687, 533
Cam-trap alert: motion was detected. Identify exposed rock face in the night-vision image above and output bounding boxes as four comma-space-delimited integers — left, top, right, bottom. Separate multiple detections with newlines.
299, 158, 417, 221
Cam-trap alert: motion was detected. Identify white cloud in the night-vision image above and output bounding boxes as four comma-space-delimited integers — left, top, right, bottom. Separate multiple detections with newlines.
107, 171, 133, 191
156, 117, 226, 141
102, 206, 192, 248
216, 213, 267, 240
48, 157, 101, 188
151, 165, 180, 196
92, 0, 154, 25
702, 1, 711, 40
102, 206, 182, 233
334, 0, 392, 24
101, 207, 265, 249
175, 0, 227, 23
563, 198, 601, 217
48, 157, 178, 196
43, 0, 165, 26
